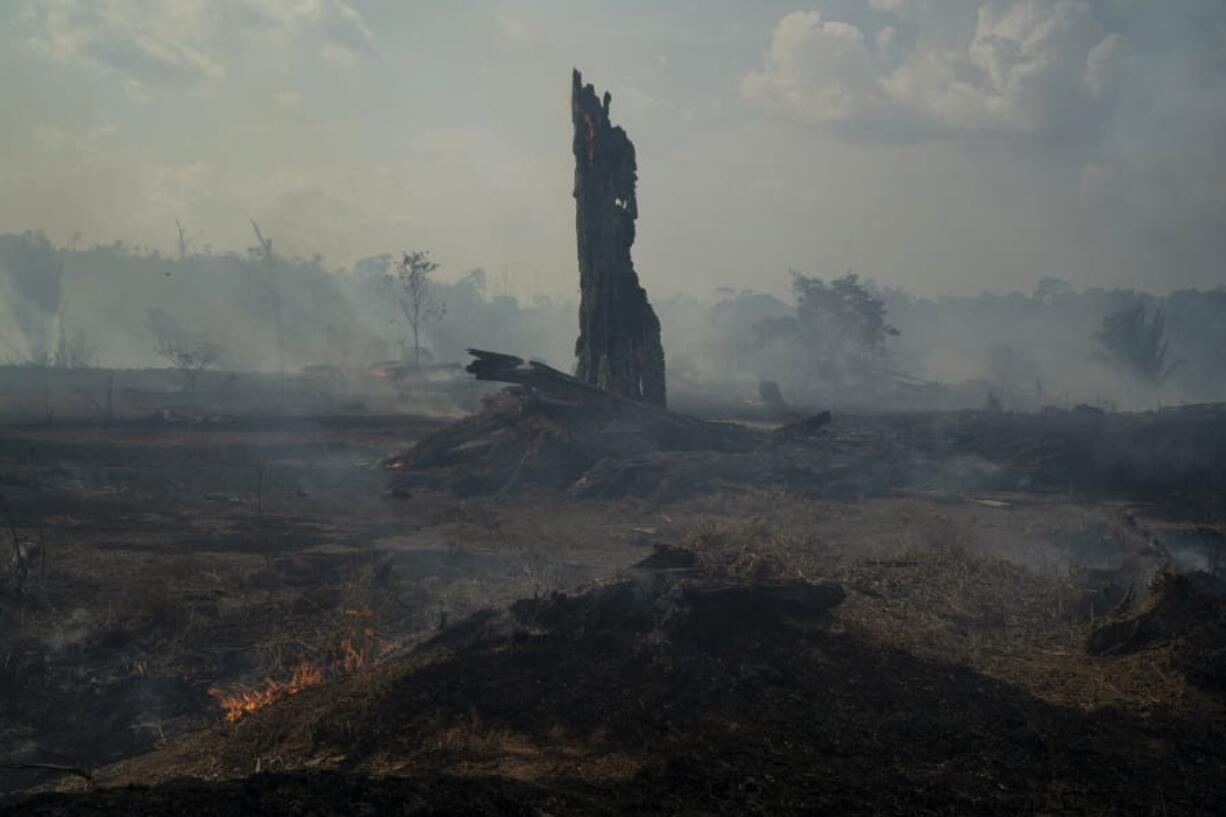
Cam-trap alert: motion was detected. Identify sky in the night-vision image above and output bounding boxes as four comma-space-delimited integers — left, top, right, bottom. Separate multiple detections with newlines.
0, 0, 1223, 300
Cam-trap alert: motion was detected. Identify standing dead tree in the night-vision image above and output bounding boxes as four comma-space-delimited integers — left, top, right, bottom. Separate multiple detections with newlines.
572, 69, 666, 407
384, 251, 445, 371
145, 308, 224, 395
1096, 302, 1184, 386
53, 299, 97, 369
250, 220, 286, 390
174, 218, 193, 260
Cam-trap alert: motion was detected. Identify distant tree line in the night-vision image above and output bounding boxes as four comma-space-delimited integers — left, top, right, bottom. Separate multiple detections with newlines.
2, 230, 1225, 407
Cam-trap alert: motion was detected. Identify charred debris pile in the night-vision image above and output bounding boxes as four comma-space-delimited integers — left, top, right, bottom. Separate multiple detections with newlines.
385, 350, 1226, 502
384, 349, 829, 498
1089, 567, 1226, 694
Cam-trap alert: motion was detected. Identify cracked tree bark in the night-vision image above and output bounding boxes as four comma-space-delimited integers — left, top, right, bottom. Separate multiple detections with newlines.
571, 69, 667, 407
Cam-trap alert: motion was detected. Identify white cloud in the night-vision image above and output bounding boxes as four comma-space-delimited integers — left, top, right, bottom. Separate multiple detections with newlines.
735, 1, 1226, 291
25, 0, 374, 97
496, 11, 529, 42
319, 42, 359, 67
30, 0, 223, 81
274, 91, 303, 109
238, 0, 374, 68
744, 1, 1127, 140
123, 77, 153, 105
1084, 33, 1126, 101
741, 12, 886, 125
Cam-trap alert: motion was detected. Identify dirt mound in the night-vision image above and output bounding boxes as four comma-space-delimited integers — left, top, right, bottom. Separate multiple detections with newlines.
13, 547, 1226, 815
1089, 571, 1226, 692
426, 567, 845, 657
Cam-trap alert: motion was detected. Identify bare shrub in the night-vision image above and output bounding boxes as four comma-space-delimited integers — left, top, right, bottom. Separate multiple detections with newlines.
145, 308, 224, 394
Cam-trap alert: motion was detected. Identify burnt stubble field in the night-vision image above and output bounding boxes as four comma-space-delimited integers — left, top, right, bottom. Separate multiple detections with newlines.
2, 388, 1225, 816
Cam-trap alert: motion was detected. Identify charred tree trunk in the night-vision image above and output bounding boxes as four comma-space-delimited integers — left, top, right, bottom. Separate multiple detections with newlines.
571, 69, 667, 407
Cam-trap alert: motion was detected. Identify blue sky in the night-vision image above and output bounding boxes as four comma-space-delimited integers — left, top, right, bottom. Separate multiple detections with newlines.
1, 1, 1223, 299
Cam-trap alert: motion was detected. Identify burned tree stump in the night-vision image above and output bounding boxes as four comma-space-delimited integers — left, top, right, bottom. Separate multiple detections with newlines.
572, 69, 667, 407
381, 74, 837, 499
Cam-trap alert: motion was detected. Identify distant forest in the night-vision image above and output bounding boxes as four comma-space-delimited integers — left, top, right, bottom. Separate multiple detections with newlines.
2, 230, 1224, 410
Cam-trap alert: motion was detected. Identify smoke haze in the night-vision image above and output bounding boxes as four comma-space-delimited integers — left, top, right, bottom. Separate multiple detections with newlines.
1, 233, 1223, 413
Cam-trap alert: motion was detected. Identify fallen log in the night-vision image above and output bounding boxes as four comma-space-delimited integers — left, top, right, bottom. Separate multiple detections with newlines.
386, 350, 835, 497
772, 410, 833, 442
388, 350, 760, 470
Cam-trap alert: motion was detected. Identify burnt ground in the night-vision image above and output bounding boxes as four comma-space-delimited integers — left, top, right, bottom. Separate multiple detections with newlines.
0, 414, 637, 786
1, 410, 1225, 814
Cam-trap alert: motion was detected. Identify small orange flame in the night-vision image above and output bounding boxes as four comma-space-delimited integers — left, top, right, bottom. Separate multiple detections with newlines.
340, 639, 366, 673
208, 661, 324, 724
209, 615, 381, 724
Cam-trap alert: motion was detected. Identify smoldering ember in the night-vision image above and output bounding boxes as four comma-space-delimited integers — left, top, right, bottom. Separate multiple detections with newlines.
1, 14, 1226, 817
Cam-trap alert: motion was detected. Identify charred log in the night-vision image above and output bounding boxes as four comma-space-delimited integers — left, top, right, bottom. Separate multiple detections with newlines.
772, 410, 833, 442
572, 69, 666, 407
462, 348, 757, 454
387, 350, 849, 499
385, 349, 762, 496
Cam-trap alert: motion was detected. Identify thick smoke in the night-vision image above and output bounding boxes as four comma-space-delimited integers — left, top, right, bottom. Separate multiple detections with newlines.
0, 232, 64, 364
1, 232, 1222, 413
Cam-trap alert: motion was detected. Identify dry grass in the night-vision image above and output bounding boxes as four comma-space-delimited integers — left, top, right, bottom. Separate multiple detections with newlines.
669, 508, 1222, 720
